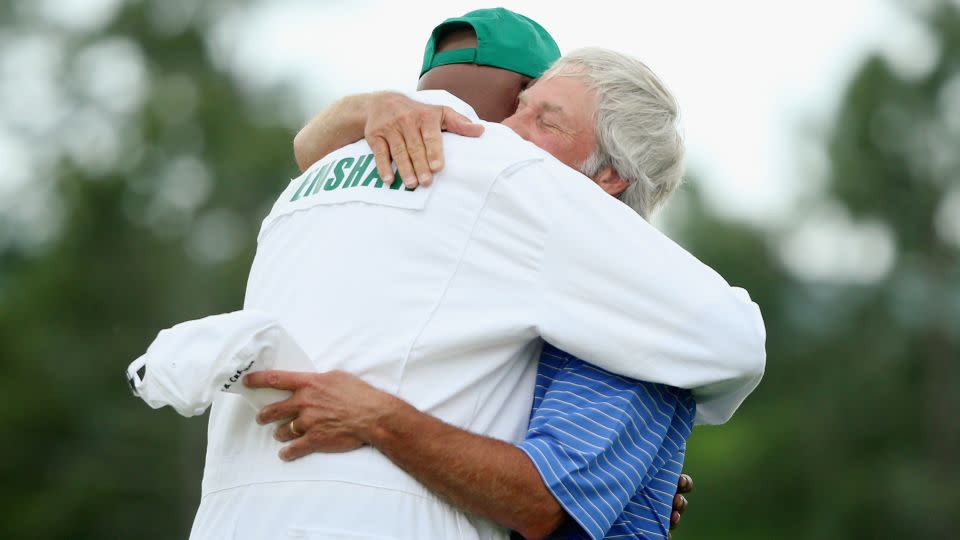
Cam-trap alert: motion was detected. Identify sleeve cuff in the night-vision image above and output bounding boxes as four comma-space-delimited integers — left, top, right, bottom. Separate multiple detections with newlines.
516, 438, 609, 540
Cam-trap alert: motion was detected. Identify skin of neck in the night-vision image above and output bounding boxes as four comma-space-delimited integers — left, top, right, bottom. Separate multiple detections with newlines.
416, 28, 532, 122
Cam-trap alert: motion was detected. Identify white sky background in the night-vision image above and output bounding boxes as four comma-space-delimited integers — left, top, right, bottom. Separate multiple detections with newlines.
210, 0, 919, 225
3, 0, 943, 281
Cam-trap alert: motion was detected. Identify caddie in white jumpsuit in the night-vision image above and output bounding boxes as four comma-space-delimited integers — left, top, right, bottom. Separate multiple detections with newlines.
188, 89, 764, 539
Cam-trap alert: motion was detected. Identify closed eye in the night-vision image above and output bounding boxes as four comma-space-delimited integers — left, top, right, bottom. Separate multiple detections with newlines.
538, 116, 558, 129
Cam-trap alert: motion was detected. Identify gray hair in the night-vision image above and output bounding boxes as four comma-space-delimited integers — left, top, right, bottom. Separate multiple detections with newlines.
542, 48, 685, 219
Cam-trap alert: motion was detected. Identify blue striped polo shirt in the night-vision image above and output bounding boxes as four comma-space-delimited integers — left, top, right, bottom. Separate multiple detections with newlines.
515, 344, 696, 540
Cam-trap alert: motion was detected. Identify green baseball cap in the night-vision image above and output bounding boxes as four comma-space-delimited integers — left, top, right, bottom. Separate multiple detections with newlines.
420, 7, 561, 79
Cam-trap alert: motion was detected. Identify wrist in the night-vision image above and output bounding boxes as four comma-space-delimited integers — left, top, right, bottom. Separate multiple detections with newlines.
333, 93, 368, 130
353, 91, 402, 119
360, 392, 413, 448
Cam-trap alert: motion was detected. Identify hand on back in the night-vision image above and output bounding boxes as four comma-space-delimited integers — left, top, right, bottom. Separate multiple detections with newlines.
362, 92, 484, 189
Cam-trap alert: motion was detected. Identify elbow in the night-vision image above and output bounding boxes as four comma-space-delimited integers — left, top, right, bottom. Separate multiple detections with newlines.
691, 291, 767, 426
292, 129, 311, 173
722, 289, 767, 380
740, 308, 767, 380
730, 325, 766, 382
515, 506, 566, 540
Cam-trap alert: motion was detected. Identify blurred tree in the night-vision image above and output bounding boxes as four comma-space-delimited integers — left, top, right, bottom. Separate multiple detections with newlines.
678, 2, 959, 539
0, 1, 299, 538
0, 0, 956, 539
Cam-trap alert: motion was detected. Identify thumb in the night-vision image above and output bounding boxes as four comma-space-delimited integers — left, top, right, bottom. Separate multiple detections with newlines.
441, 107, 484, 137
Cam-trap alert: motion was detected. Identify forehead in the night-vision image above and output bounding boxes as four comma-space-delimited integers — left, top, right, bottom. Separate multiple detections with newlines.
521, 74, 596, 117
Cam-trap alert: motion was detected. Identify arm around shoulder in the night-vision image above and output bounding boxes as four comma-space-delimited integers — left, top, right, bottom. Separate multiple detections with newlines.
689, 285, 766, 425
532, 169, 767, 423
293, 93, 374, 172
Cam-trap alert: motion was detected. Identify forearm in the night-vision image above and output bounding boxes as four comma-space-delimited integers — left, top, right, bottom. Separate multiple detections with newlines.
293, 93, 372, 172
363, 397, 565, 540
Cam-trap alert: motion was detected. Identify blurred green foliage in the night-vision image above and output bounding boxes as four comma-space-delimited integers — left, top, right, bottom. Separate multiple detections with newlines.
0, 1, 956, 539
1, 1, 297, 538
680, 3, 960, 539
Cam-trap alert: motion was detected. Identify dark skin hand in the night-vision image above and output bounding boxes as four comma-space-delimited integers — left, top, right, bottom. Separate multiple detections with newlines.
669, 473, 694, 537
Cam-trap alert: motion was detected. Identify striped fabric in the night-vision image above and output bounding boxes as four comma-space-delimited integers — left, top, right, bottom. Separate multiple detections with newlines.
515, 344, 695, 540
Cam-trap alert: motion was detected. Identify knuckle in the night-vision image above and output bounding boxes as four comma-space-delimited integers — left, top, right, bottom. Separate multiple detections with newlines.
287, 396, 305, 411
407, 144, 425, 157
398, 114, 418, 129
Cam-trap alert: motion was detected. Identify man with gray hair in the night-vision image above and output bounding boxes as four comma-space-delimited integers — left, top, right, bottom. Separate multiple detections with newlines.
558, 49, 685, 219
190, 11, 763, 540
510, 47, 684, 220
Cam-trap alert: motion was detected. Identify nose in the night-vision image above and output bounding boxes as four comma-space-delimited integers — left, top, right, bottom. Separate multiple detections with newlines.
502, 110, 531, 140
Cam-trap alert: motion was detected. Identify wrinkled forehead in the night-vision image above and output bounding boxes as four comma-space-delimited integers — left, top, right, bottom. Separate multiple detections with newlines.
539, 61, 591, 84
520, 74, 598, 127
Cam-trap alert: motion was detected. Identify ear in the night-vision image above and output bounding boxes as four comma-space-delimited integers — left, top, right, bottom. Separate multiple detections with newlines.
591, 167, 629, 197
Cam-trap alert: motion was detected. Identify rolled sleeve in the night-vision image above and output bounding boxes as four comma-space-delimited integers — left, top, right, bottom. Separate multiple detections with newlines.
516, 358, 678, 540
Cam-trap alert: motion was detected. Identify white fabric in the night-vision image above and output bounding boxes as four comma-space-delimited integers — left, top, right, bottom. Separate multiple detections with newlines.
192, 90, 766, 539
127, 310, 314, 416
190, 481, 501, 540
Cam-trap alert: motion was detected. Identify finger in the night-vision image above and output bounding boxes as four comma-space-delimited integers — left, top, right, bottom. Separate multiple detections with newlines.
421, 119, 445, 174
368, 136, 394, 185
673, 493, 688, 514
670, 510, 681, 530
400, 120, 432, 187
441, 107, 484, 137
244, 370, 306, 391
279, 437, 315, 462
256, 397, 300, 425
678, 473, 694, 493
384, 131, 417, 189
273, 417, 304, 442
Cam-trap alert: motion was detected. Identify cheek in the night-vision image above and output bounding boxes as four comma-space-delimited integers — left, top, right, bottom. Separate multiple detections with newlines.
521, 130, 549, 150
503, 122, 571, 165
536, 136, 576, 167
